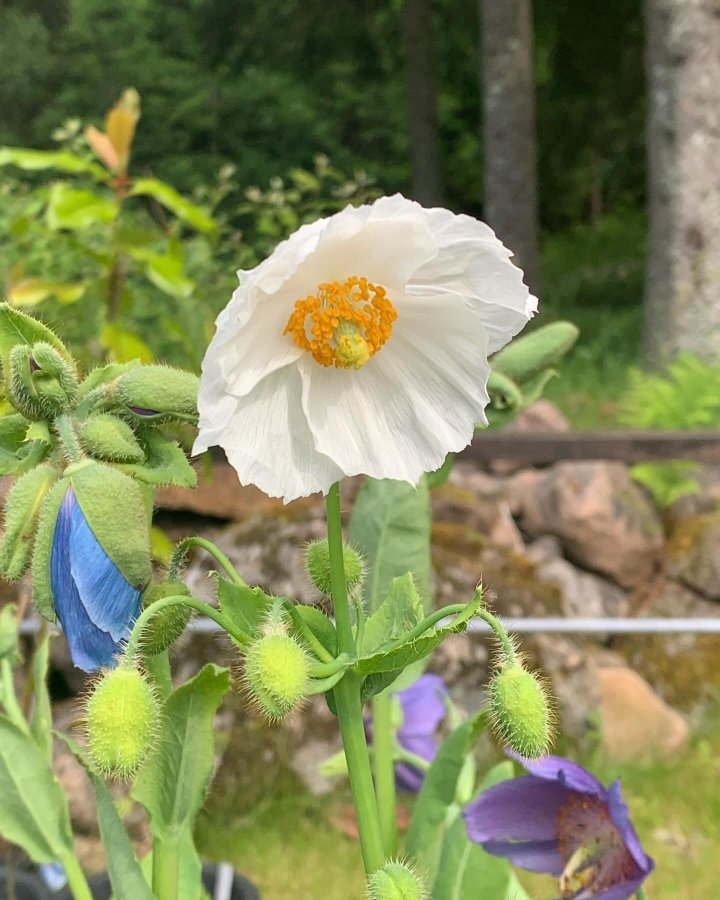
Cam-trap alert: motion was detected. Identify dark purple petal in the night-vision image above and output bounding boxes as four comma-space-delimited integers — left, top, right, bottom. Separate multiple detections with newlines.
585, 876, 653, 900
128, 405, 158, 416
396, 673, 447, 737
395, 761, 425, 793
464, 775, 570, 843
509, 751, 607, 799
607, 780, 655, 875
481, 838, 564, 875
399, 733, 437, 764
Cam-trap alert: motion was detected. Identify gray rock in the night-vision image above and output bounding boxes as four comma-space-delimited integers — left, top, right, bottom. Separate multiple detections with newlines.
513, 461, 664, 588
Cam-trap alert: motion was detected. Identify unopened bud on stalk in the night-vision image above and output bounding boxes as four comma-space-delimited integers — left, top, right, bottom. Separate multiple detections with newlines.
85, 664, 160, 779
305, 538, 364, 596
244, 630, 310, 722
140, 581, 192, 655
488, 660, 553, 759
367, 861, 428, 900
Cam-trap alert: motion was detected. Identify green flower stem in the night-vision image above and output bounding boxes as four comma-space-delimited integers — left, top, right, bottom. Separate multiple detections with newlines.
372, 689, 397, 856
125, 594, 250, 661
306, 670, 347, 694
326, 482, 384, 875
281, 598, 334, 663
168, 536, 246, 586
142, 649, 173, 699
308, 655, 351, 678
476, 606, 517, 661
58, 851, 93, 900
152, 836, 179, 900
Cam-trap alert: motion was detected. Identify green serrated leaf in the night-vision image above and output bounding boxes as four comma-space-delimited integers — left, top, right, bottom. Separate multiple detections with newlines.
432, 761, 516, 900
349, 477, 431, 614
132, 664, 230, 841
360, 572, 424, 655
118, 433, 196, 488
217, 579, 273, 640
0, 715, 74, 862
0, 414, 31, 474
46, 183, 118, 230
293, 604, 338, 655
130, 178, 217, 235
355, 595, 480, 677
63, 735, 154, 900
406, 712, 489, 880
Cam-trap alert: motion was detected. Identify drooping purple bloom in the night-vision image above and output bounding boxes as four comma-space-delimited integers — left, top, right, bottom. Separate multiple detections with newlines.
394, 673, 448, 792
463, 753, 654, 900
52, 488, 141, 672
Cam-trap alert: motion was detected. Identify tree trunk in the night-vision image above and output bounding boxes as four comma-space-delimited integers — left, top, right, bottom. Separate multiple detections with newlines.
644, 0, 720, 366
480, 0, 541, 295
401, 0, 444, 207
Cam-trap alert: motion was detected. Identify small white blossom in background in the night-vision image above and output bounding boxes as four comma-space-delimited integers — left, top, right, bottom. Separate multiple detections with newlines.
194, 194, 537, 502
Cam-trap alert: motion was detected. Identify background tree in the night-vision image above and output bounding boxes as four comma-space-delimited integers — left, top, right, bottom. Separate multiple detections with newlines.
401, 0, 444, 206
480, 0, 541, 293
643, 0, 720, 366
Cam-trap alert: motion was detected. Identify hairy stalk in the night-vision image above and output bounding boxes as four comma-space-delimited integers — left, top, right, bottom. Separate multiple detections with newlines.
326, 482, 384, 874
372, 689, 398, 856
168, 536, 245, 586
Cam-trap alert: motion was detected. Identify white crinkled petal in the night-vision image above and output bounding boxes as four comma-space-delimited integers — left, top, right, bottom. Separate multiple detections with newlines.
409, 207, 537, 354
299, 295, 491, 484
195, 364, 344, 503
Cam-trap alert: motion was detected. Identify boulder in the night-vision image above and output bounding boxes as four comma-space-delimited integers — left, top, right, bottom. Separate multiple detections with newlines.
513, 461, 664, 588
667, 511, 720, 599
526, 536, 628, 618
596, 663, 689, 761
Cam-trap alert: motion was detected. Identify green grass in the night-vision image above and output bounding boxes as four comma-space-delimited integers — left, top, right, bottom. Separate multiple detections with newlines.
196, 710, 720, 899
537, 210, 646, 428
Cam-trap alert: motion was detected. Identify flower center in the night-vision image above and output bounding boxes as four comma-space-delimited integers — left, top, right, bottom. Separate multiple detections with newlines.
556, 794, 639, 897
284, 276, 397, 369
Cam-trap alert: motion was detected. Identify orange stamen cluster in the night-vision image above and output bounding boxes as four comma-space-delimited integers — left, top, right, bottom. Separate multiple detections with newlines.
284, 276, 397, 369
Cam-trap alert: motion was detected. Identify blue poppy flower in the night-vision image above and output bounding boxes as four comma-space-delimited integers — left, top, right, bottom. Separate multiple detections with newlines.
51, 487, 141, 672
463, 753, 654, 899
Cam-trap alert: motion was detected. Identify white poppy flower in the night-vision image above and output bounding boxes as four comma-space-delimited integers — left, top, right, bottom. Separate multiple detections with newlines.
194, 194, 537, 502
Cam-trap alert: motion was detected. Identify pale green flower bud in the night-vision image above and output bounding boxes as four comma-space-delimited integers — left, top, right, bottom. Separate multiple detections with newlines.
244, 632, 310, 721
79, 414, 145, 463
489, 661, 553, 759
305, 538, 364, 596
140, 581, 192, 655
367, 861, 428, 900
85, 665, 160, 779
112, 365, 198, 424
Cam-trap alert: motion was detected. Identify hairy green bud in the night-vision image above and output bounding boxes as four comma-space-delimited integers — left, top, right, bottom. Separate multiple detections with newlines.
85, 665, 160, 778
305, 538, 364, 596
0, 303, 73, 395
367, 862, 428, 900
112, 365, 198, 424
31, 342, 79, 404
141, 581, 192, 655
489, 662, 553, 759
491, 321, 579, 384
80, 414, 145, 463
244, 632, 310, 721
0, 462, 59, 580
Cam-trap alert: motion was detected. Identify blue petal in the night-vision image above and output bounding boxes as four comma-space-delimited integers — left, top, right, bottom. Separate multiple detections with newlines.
68, 498, 141, 641
52, 490, 119, 671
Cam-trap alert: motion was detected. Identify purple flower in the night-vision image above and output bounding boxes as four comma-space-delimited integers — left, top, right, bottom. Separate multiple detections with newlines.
463, 754, 654, 900
393, 673, 448, 792
52, 488, 141, 672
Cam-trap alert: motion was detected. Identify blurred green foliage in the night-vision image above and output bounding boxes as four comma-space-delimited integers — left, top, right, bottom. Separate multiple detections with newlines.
618, 354, 720, 506
0, 0, 645, 229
